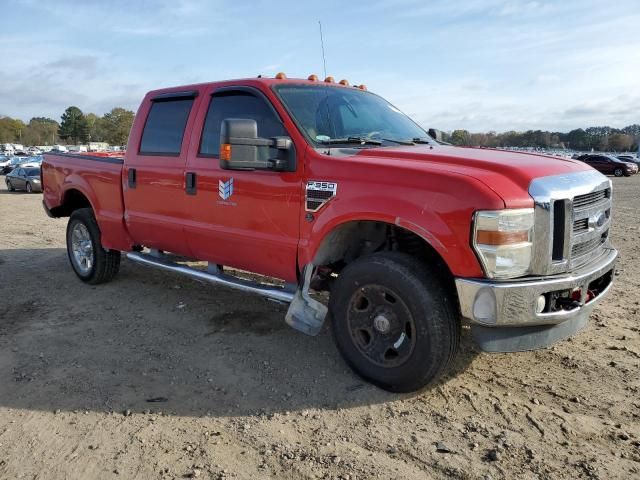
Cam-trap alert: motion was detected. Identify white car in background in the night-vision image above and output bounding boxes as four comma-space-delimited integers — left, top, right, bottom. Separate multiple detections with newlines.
26, 147, 43, 156
1, 143, 15, 156
0, 156, 12, 171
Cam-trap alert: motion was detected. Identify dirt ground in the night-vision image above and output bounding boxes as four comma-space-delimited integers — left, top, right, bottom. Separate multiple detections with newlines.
0, 175, 638, 480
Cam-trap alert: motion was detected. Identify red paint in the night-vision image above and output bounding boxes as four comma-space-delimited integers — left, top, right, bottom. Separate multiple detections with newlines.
41, 77, 595, 282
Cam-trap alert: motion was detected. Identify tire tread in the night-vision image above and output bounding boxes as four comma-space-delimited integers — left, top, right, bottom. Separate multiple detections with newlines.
67, 208, 120, 284
329, 251, 460, 392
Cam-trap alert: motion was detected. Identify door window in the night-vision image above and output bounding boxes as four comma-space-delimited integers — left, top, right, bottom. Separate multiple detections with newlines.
140, 98, 194, 155
199, 91, 285, 157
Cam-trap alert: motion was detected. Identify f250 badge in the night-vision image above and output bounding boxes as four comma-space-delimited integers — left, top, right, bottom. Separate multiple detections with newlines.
305, 181, 337, 212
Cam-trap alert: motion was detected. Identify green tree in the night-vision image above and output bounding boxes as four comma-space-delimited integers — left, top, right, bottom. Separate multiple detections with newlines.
564, 129, 588, 150
102, 107, 135, 146
0, 116, 26, 143
608, 133, 633, 152
85, 113, 109, 142
22, 117, 59, 145
58, 106, 89, 144
450, 129, 471, 146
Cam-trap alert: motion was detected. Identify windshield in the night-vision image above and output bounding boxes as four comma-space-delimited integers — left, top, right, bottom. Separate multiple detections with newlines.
274, 85, 430, 146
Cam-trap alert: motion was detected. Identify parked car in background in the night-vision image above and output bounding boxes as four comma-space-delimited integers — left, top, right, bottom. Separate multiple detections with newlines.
68, 145, 88, 153
0, 156, 12, 171
50, 145, 68, 153
1, 144, 15, 156
5, 166, 42, 193
577, 154, 638, 176
617, 154, 640, 167
1, 156, 28, 175
23, 155, 43, 166
26, 147, 43, 156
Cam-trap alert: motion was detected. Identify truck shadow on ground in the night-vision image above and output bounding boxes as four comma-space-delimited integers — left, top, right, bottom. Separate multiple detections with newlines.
0, 248, 480, 418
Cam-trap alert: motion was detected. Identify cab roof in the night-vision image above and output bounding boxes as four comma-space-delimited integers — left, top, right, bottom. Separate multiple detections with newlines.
145, 75, 368, 99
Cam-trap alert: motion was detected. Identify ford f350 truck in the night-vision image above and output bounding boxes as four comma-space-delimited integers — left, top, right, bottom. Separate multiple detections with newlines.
41, 74, 617, 392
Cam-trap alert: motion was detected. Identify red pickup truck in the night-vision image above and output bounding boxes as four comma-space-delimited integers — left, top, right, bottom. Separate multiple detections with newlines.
42, 74, 617, 392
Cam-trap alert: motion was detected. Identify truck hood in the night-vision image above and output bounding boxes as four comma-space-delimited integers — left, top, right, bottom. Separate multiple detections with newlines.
356, 145, 592, 208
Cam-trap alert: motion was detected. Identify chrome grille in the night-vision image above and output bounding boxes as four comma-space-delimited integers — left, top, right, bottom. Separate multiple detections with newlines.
569, 186, 611, 267
529, 170, 612, 275
572, 231, 608, 257
573, 218, 588, 233
573, 188, 610, 209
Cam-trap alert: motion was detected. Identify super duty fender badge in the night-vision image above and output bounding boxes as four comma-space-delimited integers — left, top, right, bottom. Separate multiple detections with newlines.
305, 181, 337, 212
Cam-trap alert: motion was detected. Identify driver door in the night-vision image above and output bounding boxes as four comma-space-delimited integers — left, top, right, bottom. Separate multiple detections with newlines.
183, 87, 302, 282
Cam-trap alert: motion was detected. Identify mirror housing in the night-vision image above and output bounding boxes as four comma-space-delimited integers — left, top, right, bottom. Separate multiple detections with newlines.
428, 128, 444, 142
220, 118, 293, 171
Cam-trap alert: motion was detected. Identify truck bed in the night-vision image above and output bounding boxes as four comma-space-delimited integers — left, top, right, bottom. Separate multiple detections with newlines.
42, 152, 132, 251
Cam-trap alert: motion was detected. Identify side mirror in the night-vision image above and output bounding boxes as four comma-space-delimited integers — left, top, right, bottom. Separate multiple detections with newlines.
428, 128, 444, 142
220, 118, 293, 171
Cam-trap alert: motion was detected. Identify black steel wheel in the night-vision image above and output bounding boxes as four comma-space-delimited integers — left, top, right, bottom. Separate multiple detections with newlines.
347, 284, 417, 368
330, 252, 459, 392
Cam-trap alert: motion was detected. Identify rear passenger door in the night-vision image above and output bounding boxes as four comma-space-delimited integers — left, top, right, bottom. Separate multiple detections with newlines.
183, 87, 302, 282
123, 91, 200, 255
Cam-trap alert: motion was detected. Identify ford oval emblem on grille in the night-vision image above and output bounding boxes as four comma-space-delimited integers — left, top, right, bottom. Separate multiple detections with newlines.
589, 212, 606, 229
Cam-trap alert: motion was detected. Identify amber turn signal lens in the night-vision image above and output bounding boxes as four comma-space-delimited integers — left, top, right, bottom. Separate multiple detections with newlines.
476, 230, 529, 245
339, 79, 349, 86
275, 72, 287, 79
220, 144, 231, 161
324, 76, 335, 83
308, 74, 318, 81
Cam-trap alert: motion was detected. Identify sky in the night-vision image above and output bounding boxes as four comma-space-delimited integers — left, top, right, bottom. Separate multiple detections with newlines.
1, 0, 639, 133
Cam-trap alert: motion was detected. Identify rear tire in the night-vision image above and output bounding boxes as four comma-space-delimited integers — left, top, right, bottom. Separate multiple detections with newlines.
6, 180, 14, 191
66, 208, 121, 284
329, 252, 460, 392
614, 168, 623, 177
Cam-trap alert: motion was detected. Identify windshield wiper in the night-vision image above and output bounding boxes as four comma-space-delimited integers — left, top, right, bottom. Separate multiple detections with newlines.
382, 138, 415, 145
318, 136, 383, 146
411, 137, 432, 144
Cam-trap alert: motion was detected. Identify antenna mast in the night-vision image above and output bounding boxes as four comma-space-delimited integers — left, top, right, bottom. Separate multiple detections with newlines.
319, 21, 327, 79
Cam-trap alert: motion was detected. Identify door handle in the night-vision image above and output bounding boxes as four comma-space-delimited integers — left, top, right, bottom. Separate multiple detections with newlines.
128, 168, 137, 189
185, 171, 197, 195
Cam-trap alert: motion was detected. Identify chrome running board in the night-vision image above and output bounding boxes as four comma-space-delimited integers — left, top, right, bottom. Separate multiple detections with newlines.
125, 252, 295, 304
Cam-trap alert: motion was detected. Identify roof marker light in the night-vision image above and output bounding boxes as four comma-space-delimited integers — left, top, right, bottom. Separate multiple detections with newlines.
308, 74, 318, 81
324, 76, 335, 83
339, 79, 350, 86
275, 72, 287, 79
357, 84, 367, 91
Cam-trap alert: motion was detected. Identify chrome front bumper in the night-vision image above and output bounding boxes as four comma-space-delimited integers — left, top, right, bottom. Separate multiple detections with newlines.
456, 248, 616, 352
456, 247, 617, 327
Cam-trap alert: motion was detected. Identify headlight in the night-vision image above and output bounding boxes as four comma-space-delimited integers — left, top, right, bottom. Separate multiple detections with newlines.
472, 208, 534, 279
32, 179, 41, 183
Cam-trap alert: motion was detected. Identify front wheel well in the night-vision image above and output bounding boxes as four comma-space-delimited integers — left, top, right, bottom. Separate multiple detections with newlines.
50, 189, 92, 217
311, 221, 457, 302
